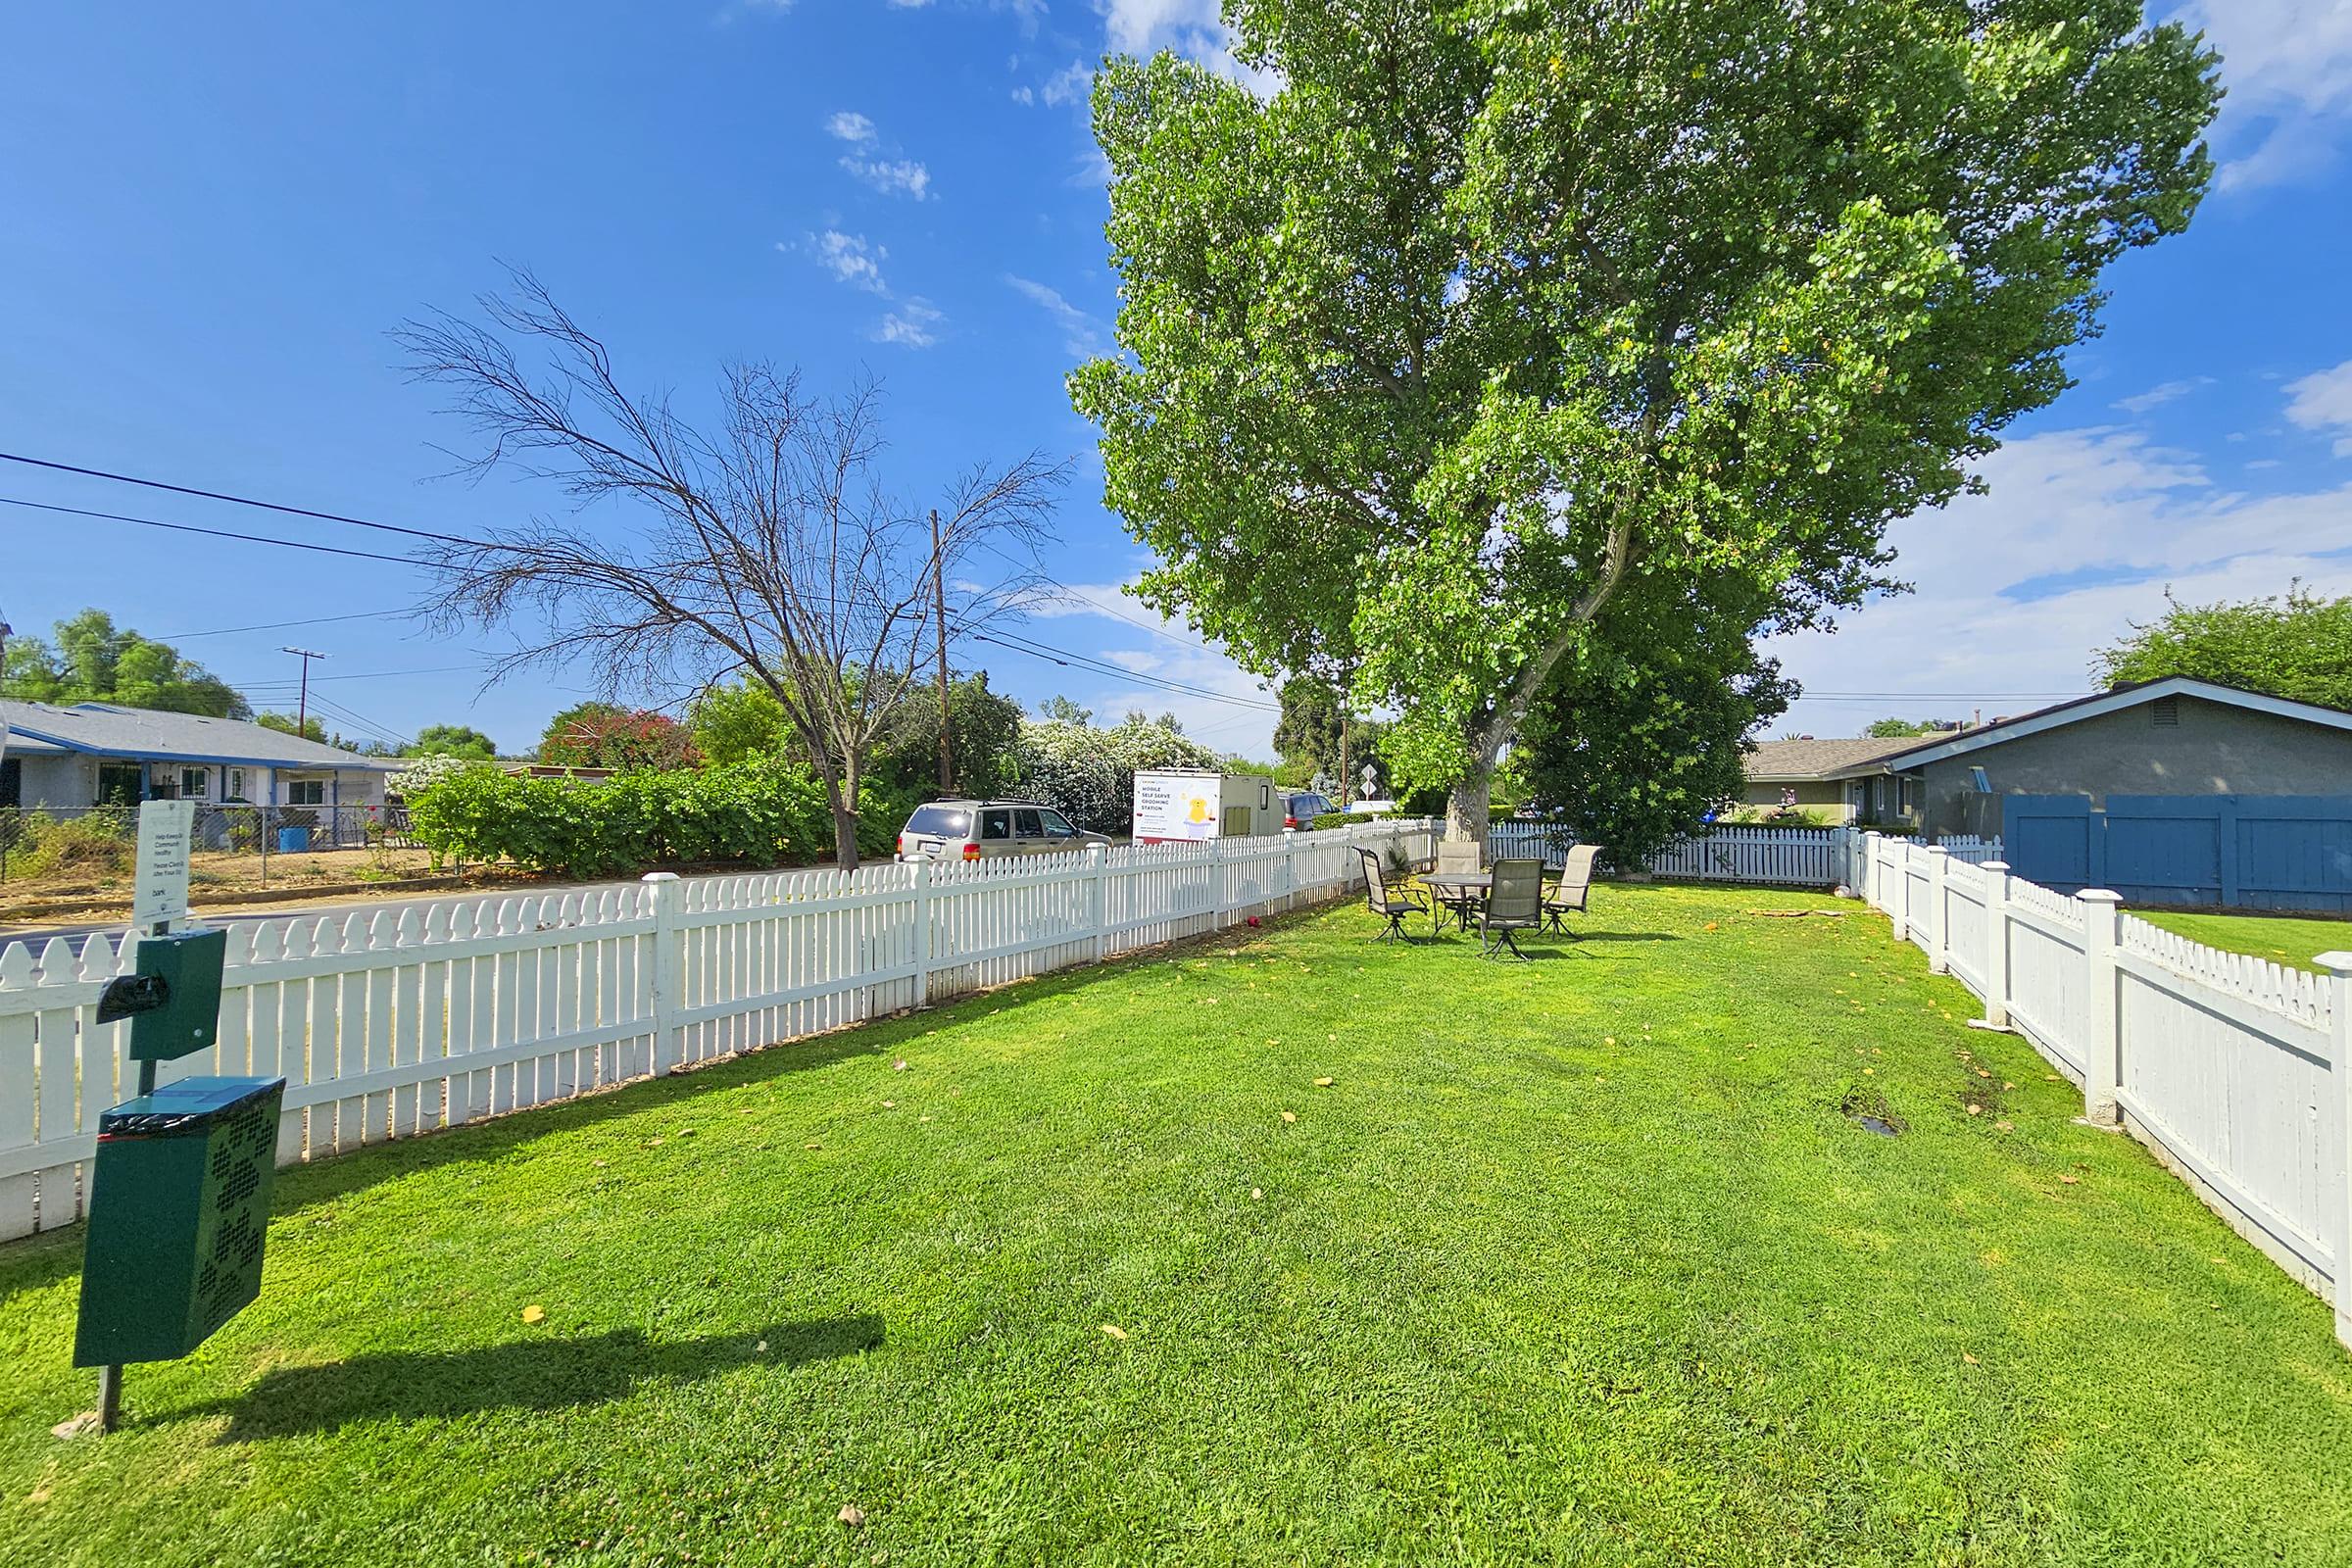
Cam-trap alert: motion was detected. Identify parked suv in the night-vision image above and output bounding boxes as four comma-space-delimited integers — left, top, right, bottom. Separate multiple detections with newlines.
1284, 792, 1335, 829
896, 799, 1108, 862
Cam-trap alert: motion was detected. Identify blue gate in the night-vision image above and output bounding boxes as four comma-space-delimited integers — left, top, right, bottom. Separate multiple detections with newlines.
2001, 794, 2352, 911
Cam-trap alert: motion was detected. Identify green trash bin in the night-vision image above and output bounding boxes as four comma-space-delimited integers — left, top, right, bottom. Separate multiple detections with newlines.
74, 1077, 286, 1367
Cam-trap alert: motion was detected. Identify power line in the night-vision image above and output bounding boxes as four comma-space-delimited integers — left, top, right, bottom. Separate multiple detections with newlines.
0, 495, 425, 566
972, 629, 1281, 712
152, 609, 416, 641
0, 450, 486, 549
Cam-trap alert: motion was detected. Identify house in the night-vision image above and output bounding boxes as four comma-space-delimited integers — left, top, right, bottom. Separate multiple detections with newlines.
0, 700, 401, 812
1738, 737, 1925, 823
1846, 677, 2352, 838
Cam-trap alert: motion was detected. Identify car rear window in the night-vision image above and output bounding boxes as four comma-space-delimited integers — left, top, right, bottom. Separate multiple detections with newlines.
980, 809, 1012, 840
906, 805, 971, 838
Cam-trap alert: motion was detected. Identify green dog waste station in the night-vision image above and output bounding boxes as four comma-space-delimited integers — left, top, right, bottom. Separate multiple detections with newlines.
74, 1076, 286, 1368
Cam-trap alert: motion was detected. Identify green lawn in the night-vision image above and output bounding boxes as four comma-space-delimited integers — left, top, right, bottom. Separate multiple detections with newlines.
5, 884, 2349, 1566
2131, 907, 2352, 974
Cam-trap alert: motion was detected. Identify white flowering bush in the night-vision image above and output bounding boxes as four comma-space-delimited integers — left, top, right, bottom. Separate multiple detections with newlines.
1012, 718, 1219, 834
389, 754, 495, 800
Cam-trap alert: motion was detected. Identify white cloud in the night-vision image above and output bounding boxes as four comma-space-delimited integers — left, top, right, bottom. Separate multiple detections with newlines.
1767, 423, 2352, 734
2285, 357, 2352, 455
2112, 376, 2212, 415
825, 111, 877, 145
844, 156, 932, 199
874, 298, 945, 348
2171, 0, 2352, 190
800, 230, 890, 293
1099, 0, 1275, 91
1004, 274, 1104, 356
1042, 60, 1093, 107
1010, 84, 1035, 105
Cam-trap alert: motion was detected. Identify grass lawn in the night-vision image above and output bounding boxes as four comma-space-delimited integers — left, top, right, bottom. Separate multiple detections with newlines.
5, 884, 2350, 1566
2130, 907, 2352, 974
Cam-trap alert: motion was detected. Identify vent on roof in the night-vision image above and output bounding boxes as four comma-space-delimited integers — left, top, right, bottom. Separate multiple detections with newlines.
2150, 696, 2180, 729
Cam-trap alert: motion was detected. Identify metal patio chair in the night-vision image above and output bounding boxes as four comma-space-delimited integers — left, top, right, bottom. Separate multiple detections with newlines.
1543, 844, 1600, 936
1476, 857, 1545, 961
1358, 847, 1427, 942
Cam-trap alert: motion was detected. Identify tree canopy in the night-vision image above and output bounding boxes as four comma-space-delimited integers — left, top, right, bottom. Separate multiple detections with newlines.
407, 723, 499, 760
1074, 0, 2221, 840
2094, 584, 2352, 711
1863, 717, 1952, 739
1, 609, 249, 717
538, 703, 701, 771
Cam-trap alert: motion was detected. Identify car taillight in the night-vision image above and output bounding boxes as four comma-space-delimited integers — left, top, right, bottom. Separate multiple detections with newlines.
962, 843, 981, 860
897, 834, 907, 856
1285, 814, 1298, 828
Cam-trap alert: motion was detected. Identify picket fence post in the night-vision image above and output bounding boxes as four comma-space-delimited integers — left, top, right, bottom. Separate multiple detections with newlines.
1282, 827, 1297, 912
1210, 838, 1228, 929
643, 871, 682, 1075
1979, 860, 2012, 1029
910, 859, 933, 1007
2317, 951, 2352, 1349
1087, 842, 1109, 963
1860, 831, 1881, 908
1924, 845, 1951, 974
2079, 889, 2125, 1125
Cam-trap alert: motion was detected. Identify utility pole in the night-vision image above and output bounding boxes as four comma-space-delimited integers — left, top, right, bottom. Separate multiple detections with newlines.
281, 647, 326, 739
929, 510, 953, 793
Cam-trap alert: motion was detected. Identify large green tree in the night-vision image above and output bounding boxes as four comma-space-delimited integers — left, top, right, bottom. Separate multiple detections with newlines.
406, 723, 499, 760
1074, 0, 2220, 841
2, 610, 249, 717
2094, 584, 2352, 710
1518, 577, 1795, 864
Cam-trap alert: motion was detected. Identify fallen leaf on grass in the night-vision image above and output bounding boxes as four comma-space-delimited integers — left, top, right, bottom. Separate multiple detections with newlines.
920, 1115, 933, 1123
881, 1101, 895, 1109
839, 1505, 866, 1528
806, 1142, 821, 1151
892, 1059, 907, 1071
50, 1413, 100, 1441
592, 1159, 608, 1168
1966, 1104, 1984, 1116
1313, 1077, 1334, 1088
1101, 1323, 1128, 1341
521, 1304, 546, 1325
1962, 1352, 1980, 1365
2059, 1174, 2081, 1185
642, 1137, 665, 1148
1250, 1188, 1262, 1200
1280, 1110, 1298, 1124
1994, 1120, 2015, 1132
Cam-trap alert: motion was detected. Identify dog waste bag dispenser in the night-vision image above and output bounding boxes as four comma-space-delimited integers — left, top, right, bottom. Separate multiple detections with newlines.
74, 1077, 285, 1367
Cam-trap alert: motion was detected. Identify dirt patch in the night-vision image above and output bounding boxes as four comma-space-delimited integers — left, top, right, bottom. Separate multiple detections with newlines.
1838, 1088, 1907, 1137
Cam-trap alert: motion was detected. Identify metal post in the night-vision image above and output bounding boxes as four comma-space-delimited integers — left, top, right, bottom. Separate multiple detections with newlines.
930, 510, 952, 792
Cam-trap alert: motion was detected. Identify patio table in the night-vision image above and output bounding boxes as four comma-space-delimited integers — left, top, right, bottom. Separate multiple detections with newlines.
1419, 869, 1490, 936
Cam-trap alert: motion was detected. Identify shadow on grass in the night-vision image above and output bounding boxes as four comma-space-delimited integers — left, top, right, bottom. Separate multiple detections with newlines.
194, 1315, 884, 1440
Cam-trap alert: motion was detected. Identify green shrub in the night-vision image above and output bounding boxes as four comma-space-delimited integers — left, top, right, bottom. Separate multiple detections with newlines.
405, 756, 832, 878
5, 811, 136, 880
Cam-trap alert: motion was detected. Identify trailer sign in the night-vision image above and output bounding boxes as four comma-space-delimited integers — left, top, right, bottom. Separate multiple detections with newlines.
1133, 772, 1221, 843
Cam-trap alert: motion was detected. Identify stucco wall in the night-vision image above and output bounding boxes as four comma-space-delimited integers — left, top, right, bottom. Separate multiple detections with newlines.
9, 754, 95, 807
1911, 696, 2352, 837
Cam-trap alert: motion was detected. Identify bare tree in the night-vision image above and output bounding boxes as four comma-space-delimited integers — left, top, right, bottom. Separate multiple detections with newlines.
394, 270, 1066, 867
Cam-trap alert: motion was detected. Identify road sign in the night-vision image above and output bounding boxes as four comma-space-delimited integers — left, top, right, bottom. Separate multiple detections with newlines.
132, 799, 195, 935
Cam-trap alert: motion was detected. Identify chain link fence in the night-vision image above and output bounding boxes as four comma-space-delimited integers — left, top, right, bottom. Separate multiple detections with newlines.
0, 803, 443, 901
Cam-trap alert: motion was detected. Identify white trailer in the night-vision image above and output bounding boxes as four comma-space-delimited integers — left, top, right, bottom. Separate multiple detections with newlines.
1132, 769, 1282, 845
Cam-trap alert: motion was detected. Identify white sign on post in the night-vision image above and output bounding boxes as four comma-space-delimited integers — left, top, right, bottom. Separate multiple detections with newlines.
132, 799, 195, 934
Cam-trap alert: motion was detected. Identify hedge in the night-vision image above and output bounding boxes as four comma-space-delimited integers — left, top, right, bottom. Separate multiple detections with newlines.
405, 756, 904, 878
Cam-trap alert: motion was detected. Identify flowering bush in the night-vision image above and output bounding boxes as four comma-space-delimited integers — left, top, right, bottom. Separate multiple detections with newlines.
389, 754, 493, 799
1012, 717, 1219, 834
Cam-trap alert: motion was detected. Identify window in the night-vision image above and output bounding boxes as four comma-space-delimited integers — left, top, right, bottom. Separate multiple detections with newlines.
287, 779, 326, 807
1897, 777, 1914, 815
905, 805, 970, 838
226, 767, 247, 802
179, 767, 209, 799
1013, 808, 1044, 838
980, 809, 1011, 841
1038, 808, 1076, 838
1968, 765, 1991, 794
2151, 696, 2180, 728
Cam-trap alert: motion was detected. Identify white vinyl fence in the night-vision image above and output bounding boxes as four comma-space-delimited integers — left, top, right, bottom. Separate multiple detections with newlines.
1488, 822, 2000, 890
0, 819, 1436, 1244
1860, 831, 2352, 1348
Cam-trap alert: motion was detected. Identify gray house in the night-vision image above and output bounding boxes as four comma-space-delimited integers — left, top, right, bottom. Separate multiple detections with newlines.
0, 700, 400, 812
1840, 678, 2352, 838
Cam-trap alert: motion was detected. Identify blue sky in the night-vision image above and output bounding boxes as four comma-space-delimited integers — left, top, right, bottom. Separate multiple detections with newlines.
2, 0, 2349, 760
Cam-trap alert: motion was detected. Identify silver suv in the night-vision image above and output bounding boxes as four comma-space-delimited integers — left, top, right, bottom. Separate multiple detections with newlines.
896, 799, 1108, 862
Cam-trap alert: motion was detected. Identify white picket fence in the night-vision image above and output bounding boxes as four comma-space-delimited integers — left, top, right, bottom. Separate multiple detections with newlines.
1860, 832, 2352, 1347
0, 819, 1436, 1244
1487, 822, 2001, 889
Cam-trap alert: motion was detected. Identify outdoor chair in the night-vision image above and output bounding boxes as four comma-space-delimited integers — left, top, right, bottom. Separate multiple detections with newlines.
1543, 844, 1600, 936
1476, 858, 1545, 961
1358, 847, 1427, 942
1430, 840, 1484, 933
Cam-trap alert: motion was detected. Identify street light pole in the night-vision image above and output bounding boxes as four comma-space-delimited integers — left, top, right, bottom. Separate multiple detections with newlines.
281, 647, 326, 737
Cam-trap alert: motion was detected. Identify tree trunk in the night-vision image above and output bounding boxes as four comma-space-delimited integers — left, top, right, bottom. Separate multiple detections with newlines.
1446, 760, 1492, 846
833, 808, 860, 870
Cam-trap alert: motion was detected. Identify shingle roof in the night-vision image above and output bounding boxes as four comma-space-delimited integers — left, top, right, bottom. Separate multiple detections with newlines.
1741, 737, 1920, 781
0, 700, 400, 770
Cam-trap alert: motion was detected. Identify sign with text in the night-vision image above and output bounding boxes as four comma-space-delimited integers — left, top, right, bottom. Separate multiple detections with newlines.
133, 799, 196, 933
1133, 771, 1221, 844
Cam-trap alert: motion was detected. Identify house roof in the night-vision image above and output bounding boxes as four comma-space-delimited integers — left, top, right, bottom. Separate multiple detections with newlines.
1872, 676, 2352, 772
0, 700, 401, 771
1741, 737, 1921, 782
